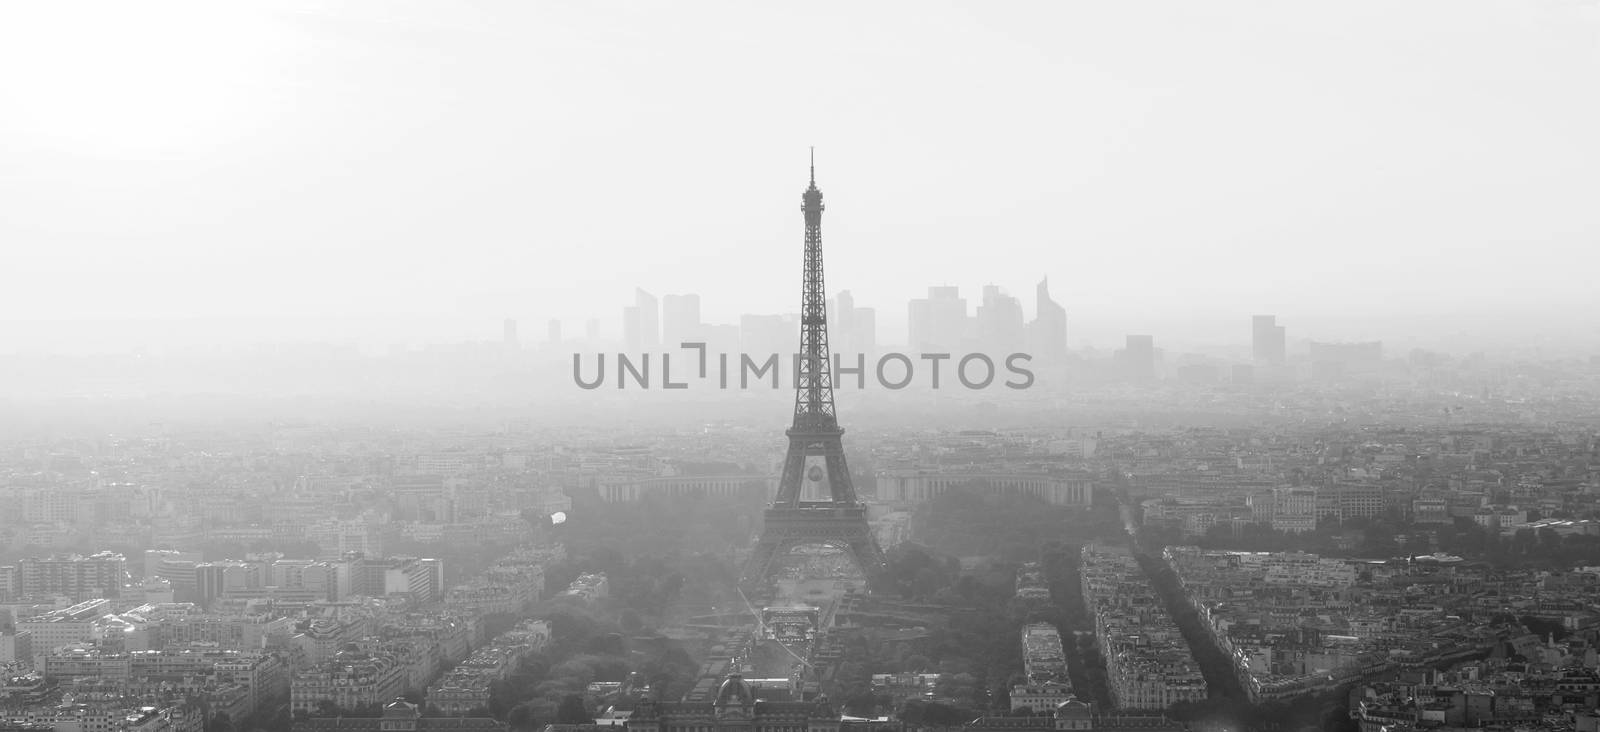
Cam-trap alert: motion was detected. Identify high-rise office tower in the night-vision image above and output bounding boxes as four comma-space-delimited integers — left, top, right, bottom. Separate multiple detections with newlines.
624, 291, 662, 351
622, 306, 640, 350
585, 319, 600, 341
853, 306, 877, 354
503, 319, 519, 349
833, 292, 852, 347
547, 319, 562, 344
1028, 277, 1068, 360
635, 288, 660, 348
832, 290, 877, 354
1120, 335, 1157, 382
907, 299, 930, 350
740, 314, 793, 358
908, 286, 970, 352
976, 285, 1026, 355
701, 323, 742, 353
1252, 315, 1286, 363
662, 293, 702, 346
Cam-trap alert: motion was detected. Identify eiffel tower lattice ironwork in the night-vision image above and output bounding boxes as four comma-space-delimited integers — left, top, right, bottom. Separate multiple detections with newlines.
741, 151, 886, 592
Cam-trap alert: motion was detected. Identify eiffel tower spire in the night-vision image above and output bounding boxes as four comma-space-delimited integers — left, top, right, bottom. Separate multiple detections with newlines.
793, 148, 837, 436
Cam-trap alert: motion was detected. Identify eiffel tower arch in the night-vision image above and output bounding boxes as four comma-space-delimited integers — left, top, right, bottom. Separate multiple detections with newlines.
741, 152, 886, 593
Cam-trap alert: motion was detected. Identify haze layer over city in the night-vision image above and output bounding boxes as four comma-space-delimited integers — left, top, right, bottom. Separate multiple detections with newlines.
4, 2, 1598, 356
3, 3, 1600, 732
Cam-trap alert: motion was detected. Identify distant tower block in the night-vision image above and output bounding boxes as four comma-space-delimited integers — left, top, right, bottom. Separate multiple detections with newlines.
741, 152, 886, 593
1252, 315, 1286, 363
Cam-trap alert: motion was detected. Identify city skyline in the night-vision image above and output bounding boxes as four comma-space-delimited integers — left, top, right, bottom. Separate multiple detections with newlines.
0, 281, 1590, 359
3, 1, 1596, 350
0, 288, 1588, 355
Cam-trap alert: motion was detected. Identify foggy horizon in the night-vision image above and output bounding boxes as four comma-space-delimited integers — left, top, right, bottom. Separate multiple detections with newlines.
5, 0, 1598, 358
0, 301, 1593, 358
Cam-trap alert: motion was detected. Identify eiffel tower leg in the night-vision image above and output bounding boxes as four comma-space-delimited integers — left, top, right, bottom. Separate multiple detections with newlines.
741, 537, 786, 591
774, 447, 807, 509
848, 538, 886, 581
822, 440, 858, 504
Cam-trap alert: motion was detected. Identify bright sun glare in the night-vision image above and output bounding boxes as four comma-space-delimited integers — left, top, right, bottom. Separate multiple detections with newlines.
6, 3, 278, 159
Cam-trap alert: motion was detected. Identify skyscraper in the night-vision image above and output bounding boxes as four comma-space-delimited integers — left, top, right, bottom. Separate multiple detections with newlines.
630, 288, 660, 350
1028, 277, 1068, 361
547, 319, 562, 345
622, 306, 640, 349
853, 306, 877, 353
832, 290, 876, 354
976, 285, 1026, 355
833, 291, 852, 346
1120, 335, 1156, 383
662, 293, 702, 346
908, 286, 969, 352
740, 314, 793, 358
1252, 315, 1286, 363
503, 318, 519, 349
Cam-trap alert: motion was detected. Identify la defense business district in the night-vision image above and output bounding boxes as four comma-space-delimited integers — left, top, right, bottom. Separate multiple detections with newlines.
3, 160, 1600, 732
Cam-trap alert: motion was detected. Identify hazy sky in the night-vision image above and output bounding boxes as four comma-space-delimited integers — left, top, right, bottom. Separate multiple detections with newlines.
3, 1, 1598, 351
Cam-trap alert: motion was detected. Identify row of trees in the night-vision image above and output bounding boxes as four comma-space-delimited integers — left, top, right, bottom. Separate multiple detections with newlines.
1038, 542, 1112, 709
1167, 512, 1600, 572
1167, 696, 1358, 731
1132, 551, 1248, 702
911, 489, 1123, 562
1118, 477, 1369, 732
562, 479, 767, 558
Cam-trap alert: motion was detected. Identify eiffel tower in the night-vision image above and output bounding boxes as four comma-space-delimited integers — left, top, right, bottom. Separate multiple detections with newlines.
741, 151, 886, 593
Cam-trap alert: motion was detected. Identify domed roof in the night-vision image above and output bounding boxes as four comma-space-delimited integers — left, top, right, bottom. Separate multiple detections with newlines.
714, 673, 755, 706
